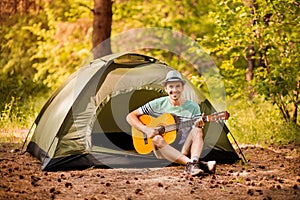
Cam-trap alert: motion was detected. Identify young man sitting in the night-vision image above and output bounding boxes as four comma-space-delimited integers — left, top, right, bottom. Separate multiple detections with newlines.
127, 70, 216, 176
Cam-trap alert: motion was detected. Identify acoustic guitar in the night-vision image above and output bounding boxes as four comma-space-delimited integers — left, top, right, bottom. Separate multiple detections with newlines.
132, 111, 230, 154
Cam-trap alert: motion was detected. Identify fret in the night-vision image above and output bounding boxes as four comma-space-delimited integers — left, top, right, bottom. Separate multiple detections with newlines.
164, 117, 199, 132
180, 118, 199, 128
164, 124, 176, 132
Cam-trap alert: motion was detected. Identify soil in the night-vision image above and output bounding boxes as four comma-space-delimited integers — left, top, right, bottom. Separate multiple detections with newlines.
0, 143, 299, 200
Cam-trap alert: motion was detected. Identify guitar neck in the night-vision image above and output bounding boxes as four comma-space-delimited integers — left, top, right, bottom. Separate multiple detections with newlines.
156, 111, 229, 133
164, 116, 208, 132
177, 119, 196, 130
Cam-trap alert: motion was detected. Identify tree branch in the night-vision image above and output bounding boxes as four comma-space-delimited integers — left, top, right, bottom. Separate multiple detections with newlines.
78, 3, 94, 13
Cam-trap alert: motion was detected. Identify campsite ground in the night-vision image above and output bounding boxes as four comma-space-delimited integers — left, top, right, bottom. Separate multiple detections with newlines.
0, 142, 299, 200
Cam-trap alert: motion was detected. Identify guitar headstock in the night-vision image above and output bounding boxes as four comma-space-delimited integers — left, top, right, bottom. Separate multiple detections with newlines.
207, 111, 230, 122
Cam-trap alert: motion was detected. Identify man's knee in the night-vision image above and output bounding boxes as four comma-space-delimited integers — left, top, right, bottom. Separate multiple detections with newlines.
152, 135, 166, 148
192, 127, 204, 139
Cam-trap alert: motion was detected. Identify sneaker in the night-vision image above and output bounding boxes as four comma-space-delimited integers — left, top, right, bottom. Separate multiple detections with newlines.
184, 161, 204, 176
200, 160, 217, 174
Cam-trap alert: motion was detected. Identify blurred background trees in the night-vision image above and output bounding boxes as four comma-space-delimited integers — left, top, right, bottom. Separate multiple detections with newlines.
0, 0, 299, 144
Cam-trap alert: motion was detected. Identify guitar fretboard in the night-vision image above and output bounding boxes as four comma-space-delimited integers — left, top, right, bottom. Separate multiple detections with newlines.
163, 116, 208, 133
154, 111, 229, 134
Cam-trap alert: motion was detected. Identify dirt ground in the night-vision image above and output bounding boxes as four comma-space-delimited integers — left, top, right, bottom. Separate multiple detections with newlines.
0, 143, 299, 200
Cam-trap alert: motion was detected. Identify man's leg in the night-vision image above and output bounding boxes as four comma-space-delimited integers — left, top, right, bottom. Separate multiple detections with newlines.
152, 133, 205, 176
152, 135, 189, 165
190, 127, 204, 160
182, 127, 216, 174
181, 131, 192, 156
181, 127, 204, 161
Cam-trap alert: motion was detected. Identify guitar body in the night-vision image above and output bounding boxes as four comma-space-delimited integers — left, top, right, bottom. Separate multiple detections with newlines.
132, 113, 177, 154
131, 111, 229, 155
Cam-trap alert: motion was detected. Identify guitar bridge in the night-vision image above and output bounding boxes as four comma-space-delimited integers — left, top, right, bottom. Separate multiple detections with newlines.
143, 132, 148, 145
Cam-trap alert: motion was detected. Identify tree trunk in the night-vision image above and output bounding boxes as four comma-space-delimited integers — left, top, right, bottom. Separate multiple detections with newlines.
13, 0, 18, 14
92, 0, 112, 59
292, 75, 300, 123
36, 0, 41, 14
246, 44, 255, 98
245, 0, 257, 98
23, 0, 29, 14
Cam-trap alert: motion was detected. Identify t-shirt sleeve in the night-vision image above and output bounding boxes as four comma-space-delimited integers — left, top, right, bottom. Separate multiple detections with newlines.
192, 103, 201, 116
138, 99, 161, 117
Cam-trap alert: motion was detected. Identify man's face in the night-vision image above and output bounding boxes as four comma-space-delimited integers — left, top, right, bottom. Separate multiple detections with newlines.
164, 81, 184, 101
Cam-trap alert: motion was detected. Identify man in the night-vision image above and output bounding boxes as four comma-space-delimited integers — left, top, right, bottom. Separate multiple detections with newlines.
126, 70, 216, 176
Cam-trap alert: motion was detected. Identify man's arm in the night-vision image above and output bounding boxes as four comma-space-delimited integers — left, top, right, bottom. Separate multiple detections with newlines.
126, 109, 158, 138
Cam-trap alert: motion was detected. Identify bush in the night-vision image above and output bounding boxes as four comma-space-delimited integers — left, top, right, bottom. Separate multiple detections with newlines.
227, 96, 300, 146
0, 95, 49, 143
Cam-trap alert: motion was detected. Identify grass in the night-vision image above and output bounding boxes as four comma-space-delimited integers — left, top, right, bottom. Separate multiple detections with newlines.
227, 96, 300, 146
0, 95, 48, 143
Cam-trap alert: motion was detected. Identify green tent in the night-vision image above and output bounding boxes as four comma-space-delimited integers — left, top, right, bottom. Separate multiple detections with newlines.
26, 52, 240, 171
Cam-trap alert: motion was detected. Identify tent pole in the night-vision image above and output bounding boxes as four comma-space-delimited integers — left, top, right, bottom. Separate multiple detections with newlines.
41, 135, 58, 163
20, 122, 35, 154
228, 131, 248, 165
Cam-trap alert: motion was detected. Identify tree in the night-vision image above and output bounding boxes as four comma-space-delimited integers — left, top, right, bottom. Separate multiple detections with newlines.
201, 0, 299, 124
92, 0, 112, 59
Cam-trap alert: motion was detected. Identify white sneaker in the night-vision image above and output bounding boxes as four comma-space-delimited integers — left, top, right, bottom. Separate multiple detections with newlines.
184, 161, 204, 176
207, 160, 217, 174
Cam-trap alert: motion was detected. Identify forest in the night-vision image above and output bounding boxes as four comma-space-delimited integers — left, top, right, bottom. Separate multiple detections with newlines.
0, 1, 300, 200
0, 0, 299, 145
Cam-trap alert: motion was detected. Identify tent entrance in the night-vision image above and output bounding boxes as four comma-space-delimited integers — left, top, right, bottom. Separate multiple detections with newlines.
91, 89, 165, 152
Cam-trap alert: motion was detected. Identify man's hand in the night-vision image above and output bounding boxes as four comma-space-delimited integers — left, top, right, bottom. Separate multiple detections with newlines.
194, 114, 205, 128
143, 126, 159, 138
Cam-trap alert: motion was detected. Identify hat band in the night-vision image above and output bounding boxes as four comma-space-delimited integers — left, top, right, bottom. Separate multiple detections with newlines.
165, 77, 183, 82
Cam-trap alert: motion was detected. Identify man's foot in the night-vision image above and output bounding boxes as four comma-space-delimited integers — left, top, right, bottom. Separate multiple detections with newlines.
200, 160, 217, 174
184, 161, 204, 176
207, 160, 217, 174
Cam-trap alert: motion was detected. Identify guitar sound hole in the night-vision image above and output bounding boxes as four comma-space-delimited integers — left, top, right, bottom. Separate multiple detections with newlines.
156, 126, 165, 135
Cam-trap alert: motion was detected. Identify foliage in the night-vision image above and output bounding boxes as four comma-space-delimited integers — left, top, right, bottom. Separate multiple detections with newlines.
112, 0, 215, 94
0, 95, 48, 143
0, 0, 93, 130
0, 96, 45, 129
251, 1, 300, 123
113, 0, 214, 37
0, 15, 48, 111
227, 96, 300, 145
30, 1, 93, 89
199, 0, 300, 123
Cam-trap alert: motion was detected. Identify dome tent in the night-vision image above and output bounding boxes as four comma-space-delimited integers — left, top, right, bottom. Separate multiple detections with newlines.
25, 52, 240, 171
